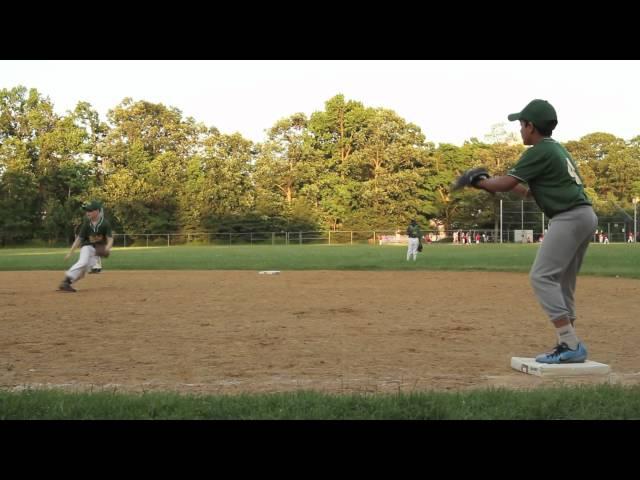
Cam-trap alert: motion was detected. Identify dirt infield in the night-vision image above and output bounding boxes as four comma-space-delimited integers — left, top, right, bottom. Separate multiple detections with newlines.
1, 270, 639, 395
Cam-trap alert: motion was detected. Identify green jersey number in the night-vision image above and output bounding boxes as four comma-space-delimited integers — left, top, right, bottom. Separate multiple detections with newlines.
566, 158, 582, 185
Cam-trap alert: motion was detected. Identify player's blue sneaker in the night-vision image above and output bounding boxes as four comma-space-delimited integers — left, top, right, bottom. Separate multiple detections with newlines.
535, 342, 588, 364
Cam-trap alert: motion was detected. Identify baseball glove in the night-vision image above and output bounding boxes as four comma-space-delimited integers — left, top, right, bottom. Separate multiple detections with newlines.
451, 167, 491, 191
93, 243, 110, 258
417, 243, 423, 252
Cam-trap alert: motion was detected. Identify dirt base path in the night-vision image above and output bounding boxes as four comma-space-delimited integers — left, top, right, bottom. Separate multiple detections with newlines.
1, 271, 639, 394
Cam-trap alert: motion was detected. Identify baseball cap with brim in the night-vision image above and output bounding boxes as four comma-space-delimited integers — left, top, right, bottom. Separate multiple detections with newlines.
82, 200, 102, 211
508, 99, 558, 131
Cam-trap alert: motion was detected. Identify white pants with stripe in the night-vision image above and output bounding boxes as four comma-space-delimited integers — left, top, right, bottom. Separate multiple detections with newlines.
66, 245, 100, 283
407, 237, 419, 261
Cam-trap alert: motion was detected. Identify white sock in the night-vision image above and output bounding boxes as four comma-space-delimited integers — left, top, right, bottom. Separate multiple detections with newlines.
556, 323, 579, 349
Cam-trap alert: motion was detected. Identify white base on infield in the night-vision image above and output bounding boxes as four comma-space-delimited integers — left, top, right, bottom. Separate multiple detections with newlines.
258, 270, 281, 275
511, 357, 610, 377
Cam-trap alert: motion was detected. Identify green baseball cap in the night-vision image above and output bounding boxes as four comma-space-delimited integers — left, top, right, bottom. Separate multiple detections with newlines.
508, 99, 558, 131
82, 200, 102, 211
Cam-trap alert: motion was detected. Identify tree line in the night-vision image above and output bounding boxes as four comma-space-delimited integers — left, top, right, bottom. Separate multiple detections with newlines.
1, 86, 639, 245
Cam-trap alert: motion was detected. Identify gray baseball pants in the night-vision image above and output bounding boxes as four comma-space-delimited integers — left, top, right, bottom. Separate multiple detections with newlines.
529, 205, 598, 322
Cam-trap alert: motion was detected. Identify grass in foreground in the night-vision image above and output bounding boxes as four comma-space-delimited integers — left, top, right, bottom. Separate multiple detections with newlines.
2, 384, 639, 420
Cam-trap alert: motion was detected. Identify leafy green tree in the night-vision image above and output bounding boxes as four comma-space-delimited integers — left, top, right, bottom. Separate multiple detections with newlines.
191, 132, 256, 232
98, 98, 208, 233
254, 113, 318, 214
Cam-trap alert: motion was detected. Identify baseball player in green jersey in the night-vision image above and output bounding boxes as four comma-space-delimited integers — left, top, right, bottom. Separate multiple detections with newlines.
406, 219, 422, 261
474, 99, 597, 364
58, 200, 113, 292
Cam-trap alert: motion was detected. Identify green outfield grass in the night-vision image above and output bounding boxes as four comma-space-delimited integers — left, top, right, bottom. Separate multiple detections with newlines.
1, 384, 639, 419
1, 243, 639, 278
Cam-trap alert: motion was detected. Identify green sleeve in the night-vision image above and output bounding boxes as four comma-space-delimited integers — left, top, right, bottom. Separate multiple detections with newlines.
77, 221, 89, 240
507, 147, 547, 183
104, 221, 113, 238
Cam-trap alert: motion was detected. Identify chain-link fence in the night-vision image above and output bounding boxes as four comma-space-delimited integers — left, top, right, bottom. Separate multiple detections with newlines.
4, 200, 638, 247
498, 200, 638, 243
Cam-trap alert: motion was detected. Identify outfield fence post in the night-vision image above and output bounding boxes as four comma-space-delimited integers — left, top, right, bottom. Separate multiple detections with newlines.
500, 199, 503, 244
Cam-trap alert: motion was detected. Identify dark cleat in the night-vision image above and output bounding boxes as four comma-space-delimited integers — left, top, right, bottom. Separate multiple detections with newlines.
58, 280, 76, 292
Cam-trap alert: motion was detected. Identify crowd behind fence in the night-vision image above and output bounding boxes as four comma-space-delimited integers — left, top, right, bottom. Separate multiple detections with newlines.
105, 200, 637, 247
110, 228, 639, 248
